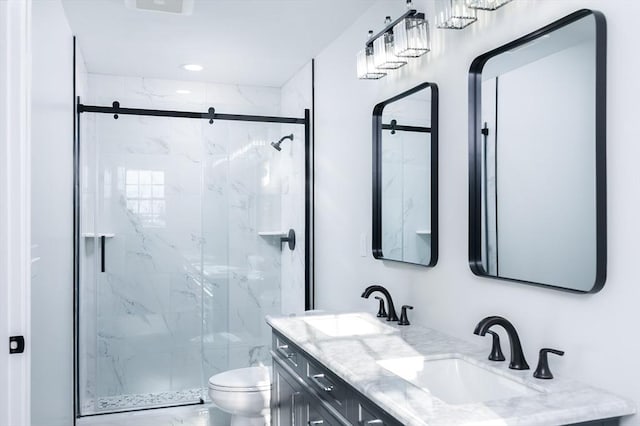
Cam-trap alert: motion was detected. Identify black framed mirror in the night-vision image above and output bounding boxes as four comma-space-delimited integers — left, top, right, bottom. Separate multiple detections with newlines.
468, 9, 606, 292
373, 82, 438, 267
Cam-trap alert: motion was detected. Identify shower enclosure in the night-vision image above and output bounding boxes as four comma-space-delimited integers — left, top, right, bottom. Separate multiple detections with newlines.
75, 100, 311, 415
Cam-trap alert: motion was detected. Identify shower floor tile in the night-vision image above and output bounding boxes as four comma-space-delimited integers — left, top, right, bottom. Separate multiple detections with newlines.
81, 388, 204, 414
77, 404, 231, 426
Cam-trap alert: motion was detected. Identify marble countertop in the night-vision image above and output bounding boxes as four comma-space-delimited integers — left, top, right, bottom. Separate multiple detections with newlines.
266, 312, 636, 426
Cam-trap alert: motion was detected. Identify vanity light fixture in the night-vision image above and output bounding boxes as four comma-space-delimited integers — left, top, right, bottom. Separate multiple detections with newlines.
373, 16, 408, 70
466, 0, 513, 11
182, 63, 203, 72
357, 31, 387, 80
357, 1, 429, 80
436, 0, 477, 29
394, 12, 430, 57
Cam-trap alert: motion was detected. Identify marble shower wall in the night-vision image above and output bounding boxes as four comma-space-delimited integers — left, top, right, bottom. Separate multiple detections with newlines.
79, 74, 307, 411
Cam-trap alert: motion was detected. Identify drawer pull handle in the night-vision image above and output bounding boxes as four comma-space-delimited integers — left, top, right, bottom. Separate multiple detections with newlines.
309, 421, 324, 425
310, 373, 335, 393
277, 344, 295, 359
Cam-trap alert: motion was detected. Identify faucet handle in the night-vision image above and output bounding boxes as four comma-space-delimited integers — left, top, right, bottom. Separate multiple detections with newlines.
374, 296, 387, 318
533, 348, 564, 379
485, 330, 506, 362
398, 305, 413, 326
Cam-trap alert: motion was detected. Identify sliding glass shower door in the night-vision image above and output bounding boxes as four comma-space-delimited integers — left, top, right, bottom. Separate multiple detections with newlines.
77, 106, 308, 415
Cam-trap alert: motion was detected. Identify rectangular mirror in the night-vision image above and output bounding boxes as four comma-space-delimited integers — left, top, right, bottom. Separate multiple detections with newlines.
373, 83, 438, 266
468, 10, 606, 292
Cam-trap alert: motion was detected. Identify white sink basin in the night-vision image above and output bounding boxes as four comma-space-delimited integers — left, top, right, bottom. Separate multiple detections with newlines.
377, 356, 541, 405
302, 313, 397, 337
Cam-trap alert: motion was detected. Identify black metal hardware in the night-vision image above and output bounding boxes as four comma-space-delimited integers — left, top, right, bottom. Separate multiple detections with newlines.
304, 102, 313, 311
112, 101, 119, 119
207, 107, 215, 124
485, 330, 506, 361
361, 285, 399, 322
374, 296, 387, 318
468, 9, 607, 293
372, 82, 439, 267
9, 336, 25, 354
365, 9, 422, 48
534, 348, 564, 379
281, 229, 296, 251
382, 122, 431, 133
78, 102, 306, 124
481, 126, 489, 136
100, 235, 106, 273
474, 316, 529, 370
398, 305, 413, 326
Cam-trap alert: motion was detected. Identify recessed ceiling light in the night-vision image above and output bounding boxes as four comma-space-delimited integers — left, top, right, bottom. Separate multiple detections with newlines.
182, 64, 203, 72
176, 89, 191, 94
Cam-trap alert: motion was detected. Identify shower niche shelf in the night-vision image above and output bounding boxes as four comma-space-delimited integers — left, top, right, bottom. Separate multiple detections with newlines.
415, 229, 431, 236
258, 231, 288, 238
82, 232, 115, 238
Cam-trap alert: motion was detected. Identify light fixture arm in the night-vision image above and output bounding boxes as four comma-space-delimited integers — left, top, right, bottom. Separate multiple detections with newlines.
365, 9, 421, 47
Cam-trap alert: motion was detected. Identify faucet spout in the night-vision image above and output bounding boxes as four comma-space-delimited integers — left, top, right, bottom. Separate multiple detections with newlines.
474, 316, 529, 370
361, 285, 399, 322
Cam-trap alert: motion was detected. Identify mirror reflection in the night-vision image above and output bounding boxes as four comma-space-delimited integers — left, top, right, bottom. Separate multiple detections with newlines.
469, 10, 606, 292
373, 83, 438, 266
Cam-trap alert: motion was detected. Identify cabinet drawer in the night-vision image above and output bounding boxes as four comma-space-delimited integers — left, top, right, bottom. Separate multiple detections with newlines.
353, 400, 400, 426
273, 333, 303, 374
307, 400, 349, 426
304, 359, 350, 417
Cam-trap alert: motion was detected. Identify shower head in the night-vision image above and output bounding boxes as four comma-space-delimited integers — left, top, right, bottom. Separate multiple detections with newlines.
271, 134, 294, 151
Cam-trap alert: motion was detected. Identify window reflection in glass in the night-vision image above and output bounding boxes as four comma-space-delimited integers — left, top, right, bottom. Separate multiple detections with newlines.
125, 169, 166, 227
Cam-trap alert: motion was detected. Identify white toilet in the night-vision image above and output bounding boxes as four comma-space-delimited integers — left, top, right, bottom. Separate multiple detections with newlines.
208, 366, 272, 426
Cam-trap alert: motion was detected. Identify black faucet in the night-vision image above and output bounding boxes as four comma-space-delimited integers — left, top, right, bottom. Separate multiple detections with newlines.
398, 305, 413, 326
474, 316, 529, 370
361, 285, 399, 322
374, 296, 387, 318
533, 348, 564, 379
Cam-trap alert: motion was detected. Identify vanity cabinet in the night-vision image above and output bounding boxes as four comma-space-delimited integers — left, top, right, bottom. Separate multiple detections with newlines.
271, 331, 402, 426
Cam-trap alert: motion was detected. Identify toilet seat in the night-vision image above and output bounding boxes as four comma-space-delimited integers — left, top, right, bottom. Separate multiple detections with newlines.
208, 366, 272, 392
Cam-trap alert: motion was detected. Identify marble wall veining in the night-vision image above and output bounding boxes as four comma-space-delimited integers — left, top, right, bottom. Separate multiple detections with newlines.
79, 73, 309, 413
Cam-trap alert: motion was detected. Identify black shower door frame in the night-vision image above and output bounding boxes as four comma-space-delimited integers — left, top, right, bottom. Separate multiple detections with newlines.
73, 100, 313, 418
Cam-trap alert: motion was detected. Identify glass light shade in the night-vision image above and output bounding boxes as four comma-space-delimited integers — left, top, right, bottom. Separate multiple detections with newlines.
436, 0, 477, 29
466, 0, 512, 10
357, 47, 386, 80
373, 33, 407, 70
393, 16, 430, 58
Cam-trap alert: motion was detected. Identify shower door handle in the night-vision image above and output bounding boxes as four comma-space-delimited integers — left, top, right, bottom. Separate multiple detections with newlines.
100, 235, 106, 273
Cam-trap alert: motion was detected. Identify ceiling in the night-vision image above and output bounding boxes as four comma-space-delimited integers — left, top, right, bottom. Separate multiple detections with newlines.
62, 0, 377, 87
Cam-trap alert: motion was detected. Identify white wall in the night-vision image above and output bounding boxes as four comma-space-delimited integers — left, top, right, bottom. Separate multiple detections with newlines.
0, 1, 32, 425
31, 0, 75, 424
313, 0, 640, 423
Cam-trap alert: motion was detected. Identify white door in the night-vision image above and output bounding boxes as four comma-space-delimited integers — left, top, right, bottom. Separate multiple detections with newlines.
0, 1, 32, 425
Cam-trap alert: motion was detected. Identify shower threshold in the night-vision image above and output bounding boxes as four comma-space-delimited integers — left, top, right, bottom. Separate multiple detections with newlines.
81, 388, 205, 415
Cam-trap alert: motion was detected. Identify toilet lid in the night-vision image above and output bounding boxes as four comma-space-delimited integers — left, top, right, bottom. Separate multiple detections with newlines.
208, 366, 272, 391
